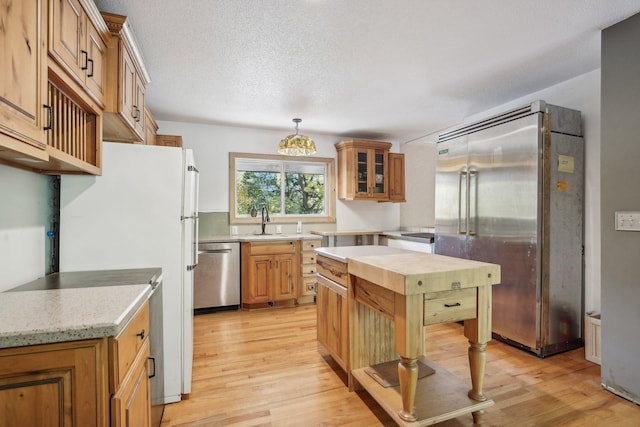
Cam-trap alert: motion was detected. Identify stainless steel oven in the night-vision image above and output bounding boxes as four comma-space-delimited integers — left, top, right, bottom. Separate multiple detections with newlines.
194, 242, 240, 312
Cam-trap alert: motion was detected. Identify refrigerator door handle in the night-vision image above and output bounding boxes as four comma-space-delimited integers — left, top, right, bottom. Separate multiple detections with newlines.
458, 170, 468, 235
468, 170, 478, 235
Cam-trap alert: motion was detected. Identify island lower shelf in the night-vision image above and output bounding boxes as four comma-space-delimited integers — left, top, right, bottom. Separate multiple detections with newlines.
351, 356, 494, 426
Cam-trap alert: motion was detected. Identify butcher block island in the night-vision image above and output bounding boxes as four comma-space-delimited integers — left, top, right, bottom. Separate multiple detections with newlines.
315, 246, 501, 426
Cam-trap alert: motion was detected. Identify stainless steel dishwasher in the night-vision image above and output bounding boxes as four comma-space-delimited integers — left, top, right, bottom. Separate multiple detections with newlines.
194, 242, 240, 313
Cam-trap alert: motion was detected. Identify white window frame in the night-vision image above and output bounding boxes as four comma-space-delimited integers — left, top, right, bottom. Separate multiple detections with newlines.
229, 152, 336, 224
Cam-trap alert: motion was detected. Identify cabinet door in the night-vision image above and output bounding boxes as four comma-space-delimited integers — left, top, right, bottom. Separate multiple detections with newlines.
49, 0, 85, 84
388, 153, 405, 202
112, 338, 151, 427
0, 0, 47, 151
0, 340, 106, 427
246, 255, 271, 303
370, 148, 388, 200
354, 147, 370, 196
120, 44, 137, 130
316, 276, 348, 371
84, 17, 107, 106
132, 73, 146, 138
273, 254, 296, 300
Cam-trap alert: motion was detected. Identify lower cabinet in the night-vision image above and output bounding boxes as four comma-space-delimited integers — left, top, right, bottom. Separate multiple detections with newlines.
316, 274, 349, 372
241, 241, 298, 306
0, 301, 151, 427
0, 339, 108, 426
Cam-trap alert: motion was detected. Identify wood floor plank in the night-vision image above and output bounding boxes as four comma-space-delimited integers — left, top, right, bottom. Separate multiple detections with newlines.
160, 305, 640, 426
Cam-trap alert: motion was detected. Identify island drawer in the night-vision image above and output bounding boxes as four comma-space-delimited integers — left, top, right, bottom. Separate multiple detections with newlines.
109, 302, 150, 391
317, 255, 348, 287
423, 288, 477, 325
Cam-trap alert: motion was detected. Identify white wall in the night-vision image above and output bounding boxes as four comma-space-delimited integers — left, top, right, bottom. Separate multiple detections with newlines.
0, 165, 51, 291
155, 121, 401, 232
399, 70, 601, 313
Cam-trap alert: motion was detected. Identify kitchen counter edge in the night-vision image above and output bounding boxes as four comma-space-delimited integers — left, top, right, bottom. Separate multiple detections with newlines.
199, 233, 321, 243
0, 270, 158, 349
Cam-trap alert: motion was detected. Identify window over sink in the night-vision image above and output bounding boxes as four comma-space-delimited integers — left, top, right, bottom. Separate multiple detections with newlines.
229, 153, 336, 224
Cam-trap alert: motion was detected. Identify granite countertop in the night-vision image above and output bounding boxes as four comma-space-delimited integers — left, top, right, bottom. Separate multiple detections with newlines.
199, 233, 320, 243
310, 230, 383, 236
0, 268, 158, 349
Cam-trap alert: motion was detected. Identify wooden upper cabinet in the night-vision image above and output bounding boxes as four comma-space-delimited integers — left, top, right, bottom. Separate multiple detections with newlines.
335, 139, 392, 201
388, 152, 406, 202
0, 0, 108, 174
143, 106, 158, 145
102, 12, 151, 143
49, 0, 107, 107
0, 0, 49, 163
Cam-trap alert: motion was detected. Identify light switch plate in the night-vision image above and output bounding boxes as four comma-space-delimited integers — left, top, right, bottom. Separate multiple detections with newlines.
276, 225, 282, 234
615, 211, 640, 231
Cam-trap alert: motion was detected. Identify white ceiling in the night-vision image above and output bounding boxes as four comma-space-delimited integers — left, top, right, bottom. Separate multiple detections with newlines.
94, 0, 640, 143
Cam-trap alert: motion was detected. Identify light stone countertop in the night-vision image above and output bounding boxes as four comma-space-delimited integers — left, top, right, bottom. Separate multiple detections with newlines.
199, 233, 320, 243
0, 284, 152, 349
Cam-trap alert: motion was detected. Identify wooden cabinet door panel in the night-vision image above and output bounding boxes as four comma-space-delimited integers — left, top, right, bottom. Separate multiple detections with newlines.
0, 340, 105, 427
0, 0, 47, 149
84, 18, 107, 106
274, 254, 296, 300
389, 152, 405, 202
120, 45, 137, 130
50, 0, 85, 84
112, 338, 151, 427
133, 74, 145, 137
248, 256, 271, 303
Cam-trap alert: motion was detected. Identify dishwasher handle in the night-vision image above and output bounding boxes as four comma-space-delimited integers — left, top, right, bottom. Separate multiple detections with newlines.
198, 248, 233, 254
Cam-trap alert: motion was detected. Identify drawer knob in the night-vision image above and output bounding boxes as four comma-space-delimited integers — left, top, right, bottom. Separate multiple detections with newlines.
444, 302, 461, 308
136, 329, 146, 339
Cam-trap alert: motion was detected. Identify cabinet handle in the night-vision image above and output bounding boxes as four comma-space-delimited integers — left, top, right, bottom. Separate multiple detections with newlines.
148, 357, 156, 378
444, 302, 461, 308
136, 329, 145, 339
81, 50, 88, 70
43, 105, 53, 131
87, 58, 94, 78
133, 105, 140, 121
136, 107, 141, 122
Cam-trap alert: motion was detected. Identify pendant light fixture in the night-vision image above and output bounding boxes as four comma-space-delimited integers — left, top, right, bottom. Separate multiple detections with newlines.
278, 118, 316, 156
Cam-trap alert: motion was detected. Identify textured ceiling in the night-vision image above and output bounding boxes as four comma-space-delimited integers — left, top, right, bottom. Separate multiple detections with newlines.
94, 0, 640, 142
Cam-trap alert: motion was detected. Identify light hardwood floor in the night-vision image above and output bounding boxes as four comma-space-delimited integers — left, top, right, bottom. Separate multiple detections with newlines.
160, 305, 640, 427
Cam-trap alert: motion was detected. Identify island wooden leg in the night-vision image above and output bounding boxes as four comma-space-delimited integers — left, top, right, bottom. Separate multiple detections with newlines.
467, 340, 487, 401
397, 356, 418, 421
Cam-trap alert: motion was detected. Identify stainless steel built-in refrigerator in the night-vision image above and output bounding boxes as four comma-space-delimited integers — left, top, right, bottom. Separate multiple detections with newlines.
434, 101, 584, 356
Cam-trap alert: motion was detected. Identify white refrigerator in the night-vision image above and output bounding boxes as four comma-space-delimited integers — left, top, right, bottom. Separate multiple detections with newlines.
60, 141, 199, 403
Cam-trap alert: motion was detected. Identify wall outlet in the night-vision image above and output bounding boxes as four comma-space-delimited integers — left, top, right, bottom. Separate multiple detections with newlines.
297, 221, 302, 233
615, 211, 640, 231
276, 225, 282, 234
230, 226, 238, 235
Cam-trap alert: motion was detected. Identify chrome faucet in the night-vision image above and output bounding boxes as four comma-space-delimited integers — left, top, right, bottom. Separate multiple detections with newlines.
261, 206, 270, 235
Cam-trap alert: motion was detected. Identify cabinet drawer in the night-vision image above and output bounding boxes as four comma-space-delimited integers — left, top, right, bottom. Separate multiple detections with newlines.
249, 241, 296, 255
302, 263, 317, 275
110, 302, 149, 392
423, 288, 476, 326
302, 240, 321, 251
301, 276, 317, 296
317, 255, 348, 287
302, 252, 317, 264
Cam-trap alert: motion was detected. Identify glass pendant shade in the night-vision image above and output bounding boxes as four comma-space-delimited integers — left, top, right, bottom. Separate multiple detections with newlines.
278, 118, 316, 156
